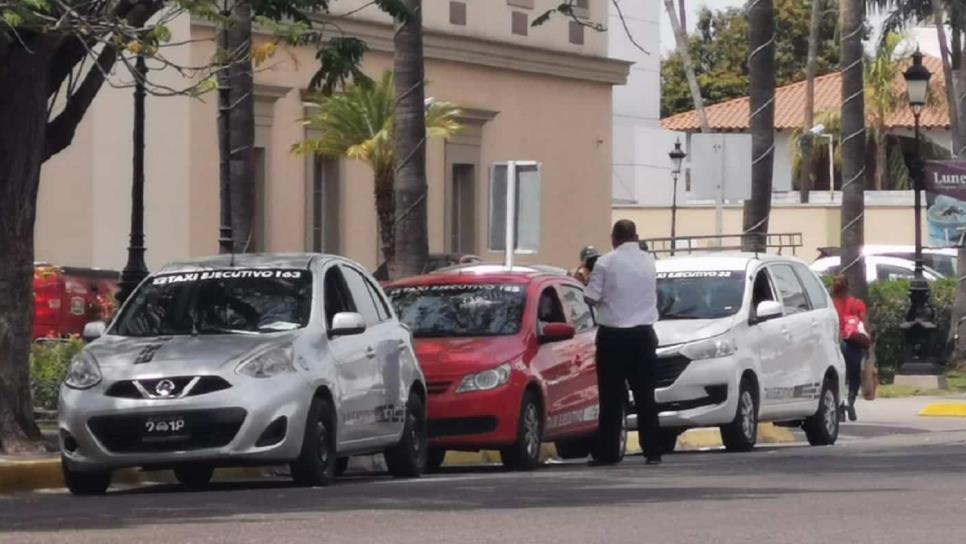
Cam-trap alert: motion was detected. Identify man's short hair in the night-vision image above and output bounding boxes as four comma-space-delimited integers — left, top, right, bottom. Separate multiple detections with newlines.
611, 220, 638, 244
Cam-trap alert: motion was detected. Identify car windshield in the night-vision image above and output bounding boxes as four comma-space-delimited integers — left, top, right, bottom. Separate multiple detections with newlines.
386, 283, 526, 337
657, 271, 744, 320
112, 269, 312, 337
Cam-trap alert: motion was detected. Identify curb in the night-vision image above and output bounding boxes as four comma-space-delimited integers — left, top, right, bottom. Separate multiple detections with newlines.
919, 403, 966, 417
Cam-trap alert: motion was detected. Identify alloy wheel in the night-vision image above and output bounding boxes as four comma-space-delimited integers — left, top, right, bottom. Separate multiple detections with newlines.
822, 389, 837, 437
523, 403, 540, 459
740, 390, 756, 441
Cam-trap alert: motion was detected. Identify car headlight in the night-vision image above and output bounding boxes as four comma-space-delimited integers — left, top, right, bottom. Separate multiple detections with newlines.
680, 336, 737, 361
457, 363, 512, 393
236, 345, 295, 378
64, 351, 102, 389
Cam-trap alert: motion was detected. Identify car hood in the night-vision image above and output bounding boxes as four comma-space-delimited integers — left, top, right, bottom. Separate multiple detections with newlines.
654, 317, 736, 348
413, 336, 524, 379
86, 333, 298, 377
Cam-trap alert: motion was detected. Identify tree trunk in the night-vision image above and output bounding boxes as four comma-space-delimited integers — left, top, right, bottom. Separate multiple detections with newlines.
391, 0, 429, 280
742, 0, 775, 252
874, 128, 887, 190
228, 0, 256, 253
839, 0, 868, 301
935, 6, 962, 157
800, 0, 823, 204
0, 53, 47, 454
375, 172, 396, 266
946, 8, 966, 364
664, 0, 711, 133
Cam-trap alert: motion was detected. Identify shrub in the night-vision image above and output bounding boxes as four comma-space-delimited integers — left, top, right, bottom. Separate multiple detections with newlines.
30, 337, 84, 412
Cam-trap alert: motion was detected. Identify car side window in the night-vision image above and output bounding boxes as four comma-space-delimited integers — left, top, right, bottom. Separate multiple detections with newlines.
363, 277, 392, 321
537, 287, 567, 330
793, 264, 829, 310
770, 264, 811, 314
341, 266, 382, 326
560, 285, 595, 333
752, 269, 776, 306
877, 264, 914, 282
323, 266, 355, 329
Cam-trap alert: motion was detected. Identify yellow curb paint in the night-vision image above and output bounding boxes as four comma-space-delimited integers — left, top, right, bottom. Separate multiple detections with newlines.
919, 403, 966, 417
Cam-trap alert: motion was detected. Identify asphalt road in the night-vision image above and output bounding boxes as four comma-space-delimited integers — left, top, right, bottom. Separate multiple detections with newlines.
3, 426, 966, 544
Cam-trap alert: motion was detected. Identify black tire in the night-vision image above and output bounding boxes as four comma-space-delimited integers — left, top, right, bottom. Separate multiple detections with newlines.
291, 397, 337, 487
173, 464, 214, 490
501, 391, 544, 470
62, 460, 110, 496
804, 377, 840, 446
335, 457, 350, 477
591, 402, 627, 464
425, 447, 447, 473
554, 437, 593, 460
385, 394, 428, 478
720, 379, 758, 452
661, 429, 683, 453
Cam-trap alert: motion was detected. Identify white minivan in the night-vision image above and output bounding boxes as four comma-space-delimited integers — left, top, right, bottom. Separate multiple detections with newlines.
630, 253, 846, 452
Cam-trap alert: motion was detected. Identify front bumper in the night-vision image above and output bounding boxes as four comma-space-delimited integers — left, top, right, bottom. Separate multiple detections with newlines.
425, 377, 524, 449
627, 355, 737, 430
59, 374, 314, 472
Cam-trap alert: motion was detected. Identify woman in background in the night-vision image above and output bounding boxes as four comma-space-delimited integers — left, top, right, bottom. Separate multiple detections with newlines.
831, 275, 869, 421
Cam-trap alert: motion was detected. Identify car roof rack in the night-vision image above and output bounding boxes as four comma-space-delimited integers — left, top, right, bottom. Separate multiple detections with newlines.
641, 233, 803, 257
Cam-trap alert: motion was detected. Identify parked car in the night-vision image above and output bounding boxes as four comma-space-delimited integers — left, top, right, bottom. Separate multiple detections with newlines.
384, 264, 616, 471
816, 245, 957, 278
59, 253, 427, 495
810, 255, 943, 283
629, 253, 846, 452
33, 263, 119, 341
373, 253, 482, 281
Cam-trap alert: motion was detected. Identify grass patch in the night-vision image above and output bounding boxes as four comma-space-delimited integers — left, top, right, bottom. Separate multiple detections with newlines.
876, 372, 966, 398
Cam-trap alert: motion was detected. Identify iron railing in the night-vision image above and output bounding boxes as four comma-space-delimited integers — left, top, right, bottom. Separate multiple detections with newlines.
641, 233, 803, 257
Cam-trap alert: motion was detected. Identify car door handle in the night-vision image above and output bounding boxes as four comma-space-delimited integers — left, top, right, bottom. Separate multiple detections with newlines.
365, 347, 377, 359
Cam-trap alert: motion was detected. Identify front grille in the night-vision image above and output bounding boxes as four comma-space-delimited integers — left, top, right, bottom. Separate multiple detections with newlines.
429, 416, 498, 438
87, 408, 246, 453
105, 376, 232, 399
654, 355, 691, 388
427, 380, 453, 395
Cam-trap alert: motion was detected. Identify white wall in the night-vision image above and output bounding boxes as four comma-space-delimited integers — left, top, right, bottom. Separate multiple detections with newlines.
610, 0, 675, 205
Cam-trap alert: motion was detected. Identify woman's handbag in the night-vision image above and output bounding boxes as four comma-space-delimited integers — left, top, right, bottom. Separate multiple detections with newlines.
842, 315, 871, 348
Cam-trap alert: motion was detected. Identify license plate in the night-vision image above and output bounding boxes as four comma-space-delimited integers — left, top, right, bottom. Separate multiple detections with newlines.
143, 416, 188, 438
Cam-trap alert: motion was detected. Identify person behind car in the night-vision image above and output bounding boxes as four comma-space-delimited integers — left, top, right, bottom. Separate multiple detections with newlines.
832, 275, 869, 422
585, 220, 662, 465
570, 246, 600, 285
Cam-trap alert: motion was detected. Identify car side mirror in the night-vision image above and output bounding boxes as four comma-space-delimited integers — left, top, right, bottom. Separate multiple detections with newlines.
540, 322, 575, 343
82, 321, 107, 342
754, 301, 783, 323
330, 312, 367, 337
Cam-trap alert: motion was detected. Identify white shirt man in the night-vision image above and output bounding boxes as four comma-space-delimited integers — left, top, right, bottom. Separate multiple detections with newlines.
584, 242, 658, 328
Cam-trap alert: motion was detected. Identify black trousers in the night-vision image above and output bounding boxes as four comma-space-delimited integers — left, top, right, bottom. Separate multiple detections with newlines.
595, 325, 662, 461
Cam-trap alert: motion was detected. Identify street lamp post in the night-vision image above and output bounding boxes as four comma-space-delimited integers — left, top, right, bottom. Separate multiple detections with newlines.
116, 54, 150, 305
669, 139, 686, 256
898, 48, 943, 383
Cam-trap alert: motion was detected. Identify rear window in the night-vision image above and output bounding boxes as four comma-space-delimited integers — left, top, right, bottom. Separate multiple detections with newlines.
386, 283, 526, 337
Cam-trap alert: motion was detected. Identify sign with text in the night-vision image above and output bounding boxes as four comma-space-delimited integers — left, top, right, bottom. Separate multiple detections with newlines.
924, 161, 966, 247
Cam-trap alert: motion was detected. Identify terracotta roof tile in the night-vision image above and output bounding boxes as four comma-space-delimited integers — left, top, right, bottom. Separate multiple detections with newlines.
661, 56, 949, 132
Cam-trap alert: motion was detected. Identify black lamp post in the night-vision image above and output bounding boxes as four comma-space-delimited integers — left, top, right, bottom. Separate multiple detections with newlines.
899, 48, 941, 377
116, 54, 150, 305
669, 138, 686, 255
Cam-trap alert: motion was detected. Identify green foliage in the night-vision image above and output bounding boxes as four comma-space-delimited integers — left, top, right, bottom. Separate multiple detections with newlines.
30, 338, 84, 412
662, 0, 842, 117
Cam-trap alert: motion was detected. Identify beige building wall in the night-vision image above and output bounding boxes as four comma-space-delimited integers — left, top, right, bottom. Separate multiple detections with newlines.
614, 204, 927, 262
35, 12, 626, 273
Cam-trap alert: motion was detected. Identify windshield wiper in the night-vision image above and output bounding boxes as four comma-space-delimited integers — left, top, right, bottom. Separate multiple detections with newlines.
194, 325, 259, 335
660, 313, 705, 320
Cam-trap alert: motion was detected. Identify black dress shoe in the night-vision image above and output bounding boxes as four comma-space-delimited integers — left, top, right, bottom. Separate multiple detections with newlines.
645, 458, 662, 465
847, 405, 857, 422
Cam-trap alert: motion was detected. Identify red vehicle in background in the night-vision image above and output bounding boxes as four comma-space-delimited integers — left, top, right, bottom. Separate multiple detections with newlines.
385, 264, 619, 471
33, 263, 119, 340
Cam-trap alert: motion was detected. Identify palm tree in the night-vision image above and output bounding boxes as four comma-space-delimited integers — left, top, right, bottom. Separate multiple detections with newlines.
227, 0, 256, 253
800, 0, 826, 203
296, 72, 461, 267
839, 0, 868, 301
743, 0, 776, 252
866, 33, 907, 191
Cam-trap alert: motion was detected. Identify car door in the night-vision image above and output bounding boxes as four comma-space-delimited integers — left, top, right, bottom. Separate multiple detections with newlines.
746, 267, 789, 416
767, 263, 814, 411
557, 282, 600, 438
529, 284, 579, 439
339, 264, 402, 442
322, 264, 376, 445
793, 263, 838, 412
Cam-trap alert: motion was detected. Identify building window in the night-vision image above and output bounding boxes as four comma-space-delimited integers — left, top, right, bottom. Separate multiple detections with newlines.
449, 1, 466, 26
450, 163, 476, 253
489, 162, 541, 253
573, 0, 589, 19
569, 21, 584, 45
511, 11, 528, 36
251, 147, 267, 252
312, 157, 341, 253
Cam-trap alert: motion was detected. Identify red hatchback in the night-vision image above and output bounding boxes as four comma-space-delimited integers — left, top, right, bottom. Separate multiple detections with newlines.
386, 265, 617, 470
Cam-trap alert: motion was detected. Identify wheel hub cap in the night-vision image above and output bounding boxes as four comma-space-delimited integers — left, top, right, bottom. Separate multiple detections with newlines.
524, 404, 540, 458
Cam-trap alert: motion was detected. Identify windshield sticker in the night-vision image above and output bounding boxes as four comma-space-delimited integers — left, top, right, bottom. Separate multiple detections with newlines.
390, 284, 523, 294
151, 269, 304, 285
656, 271, 737, 279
